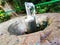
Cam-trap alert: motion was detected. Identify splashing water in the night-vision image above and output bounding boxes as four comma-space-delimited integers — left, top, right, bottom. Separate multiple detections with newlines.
25, 2, 37, 33
25, 2, 35, 17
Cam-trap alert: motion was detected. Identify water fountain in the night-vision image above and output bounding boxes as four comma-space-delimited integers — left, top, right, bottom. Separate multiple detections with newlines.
7, 2, 50, 35
0, 1, 60, 45
25, 2, 37, 33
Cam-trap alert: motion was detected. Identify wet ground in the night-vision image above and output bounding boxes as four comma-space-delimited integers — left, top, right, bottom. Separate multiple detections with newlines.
0, 13, 60, 45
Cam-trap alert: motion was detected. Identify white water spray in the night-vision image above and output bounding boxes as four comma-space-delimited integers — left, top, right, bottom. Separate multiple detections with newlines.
25, 2, 37, 33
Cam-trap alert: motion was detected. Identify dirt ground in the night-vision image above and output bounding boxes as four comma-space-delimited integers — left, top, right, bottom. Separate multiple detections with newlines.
0, 13, 60, 45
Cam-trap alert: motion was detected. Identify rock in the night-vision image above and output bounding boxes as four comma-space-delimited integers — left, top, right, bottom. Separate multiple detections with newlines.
8, 18, 27, 35
0, 13, 60, 45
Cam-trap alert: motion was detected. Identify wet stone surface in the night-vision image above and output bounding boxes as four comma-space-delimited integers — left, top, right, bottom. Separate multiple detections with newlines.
0, 13, 60, 45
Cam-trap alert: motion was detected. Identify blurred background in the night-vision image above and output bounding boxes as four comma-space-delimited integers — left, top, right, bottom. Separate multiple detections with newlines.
0, 0, 60, 23
5, 0, 60, 13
